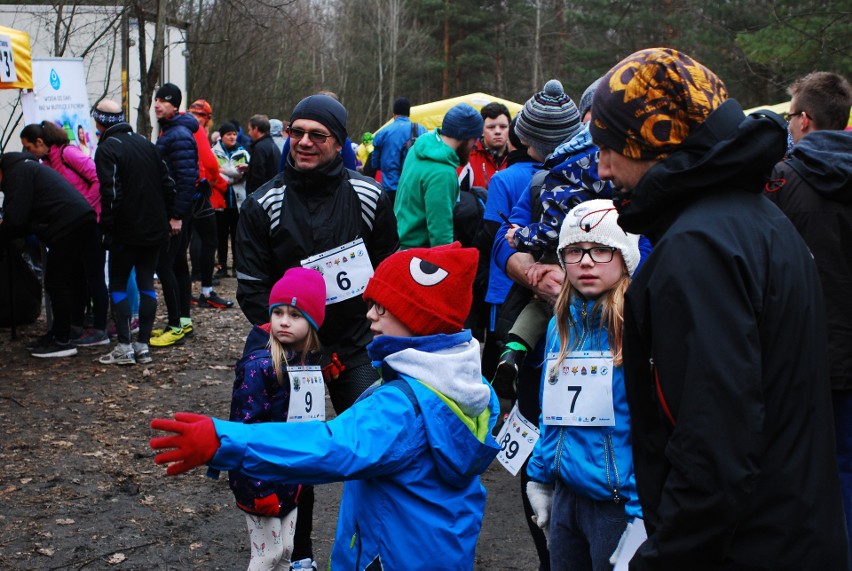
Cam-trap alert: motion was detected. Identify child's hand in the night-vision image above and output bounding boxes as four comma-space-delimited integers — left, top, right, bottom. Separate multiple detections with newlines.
150, 413, 220, 476
526, 263, 549, 287
531, 264, 564, 303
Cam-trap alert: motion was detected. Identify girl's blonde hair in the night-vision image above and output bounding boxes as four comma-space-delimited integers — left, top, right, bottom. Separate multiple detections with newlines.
550, 258, 631, 378
269, 326, 322, 385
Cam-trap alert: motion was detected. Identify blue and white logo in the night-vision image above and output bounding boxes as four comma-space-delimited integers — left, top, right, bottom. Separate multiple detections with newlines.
49, 68, 60, 90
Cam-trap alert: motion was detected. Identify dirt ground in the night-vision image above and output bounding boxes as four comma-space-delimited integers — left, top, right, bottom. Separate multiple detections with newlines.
0, 275, 539, 570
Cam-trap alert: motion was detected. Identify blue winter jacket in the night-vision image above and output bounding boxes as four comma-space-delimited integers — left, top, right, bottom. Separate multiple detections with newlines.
483, 160, 537, 304
156, 112, 199, 219
209, 331, 501, 570
527, 298, 641, 519
371, 116, 427, 192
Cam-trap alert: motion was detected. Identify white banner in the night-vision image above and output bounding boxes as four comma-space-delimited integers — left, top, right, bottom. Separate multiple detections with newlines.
20, 58, 96, 157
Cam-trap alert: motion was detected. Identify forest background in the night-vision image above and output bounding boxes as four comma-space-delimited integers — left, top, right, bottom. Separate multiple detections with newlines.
7, 0, 852, 140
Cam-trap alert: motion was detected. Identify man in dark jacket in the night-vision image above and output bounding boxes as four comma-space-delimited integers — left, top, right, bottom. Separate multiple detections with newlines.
764, 71, 852, 562
245, 114, 281, 194
151, 83, 199, 348
235, 93, 398, 567
590, 48, 849, 569
92, 99, 174, 365
0, 152, 97, 358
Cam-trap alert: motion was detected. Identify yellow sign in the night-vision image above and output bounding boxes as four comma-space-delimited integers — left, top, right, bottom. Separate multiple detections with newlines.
0, 25, 33, 90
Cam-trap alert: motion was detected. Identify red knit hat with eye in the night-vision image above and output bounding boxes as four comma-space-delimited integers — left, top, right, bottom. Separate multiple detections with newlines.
269, 267, 326, 330
363, 242, 477, 336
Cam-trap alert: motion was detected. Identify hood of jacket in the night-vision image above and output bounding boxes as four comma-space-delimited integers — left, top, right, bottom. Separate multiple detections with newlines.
241, 324, 271, 357
100, 122, 134, 142
0, 151, 37, 171
159, 112, 199, 134
412, 129, 460, 168
367, 331, 498, 486
786, 130, 852, 202
613, 99, 787, 241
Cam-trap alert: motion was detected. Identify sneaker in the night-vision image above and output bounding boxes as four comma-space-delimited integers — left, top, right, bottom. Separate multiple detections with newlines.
491, 344, 528, 399
290, 558, 318, 570
72, 329, 111, 347
149, 327, 185, 347
214, 266, 229, 279
31, 338, 78, 358
198, 291, 234, 309
132, 342, 152, 364
26, 332, 54, 351
107, 318, 141, 339
152, 323, 194, 338
99, 343, 136, 365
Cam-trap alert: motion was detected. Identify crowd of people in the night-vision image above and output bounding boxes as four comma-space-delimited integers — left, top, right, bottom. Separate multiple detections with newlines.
3, 47, 852, 570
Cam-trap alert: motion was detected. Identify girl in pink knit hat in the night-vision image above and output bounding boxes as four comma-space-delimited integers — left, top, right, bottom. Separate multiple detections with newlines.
223, 267, 325, 571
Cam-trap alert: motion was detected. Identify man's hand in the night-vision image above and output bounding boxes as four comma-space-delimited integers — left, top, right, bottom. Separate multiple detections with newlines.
150, 412, 220, 476
505, 226, 519, 249
168, 218, 182, 236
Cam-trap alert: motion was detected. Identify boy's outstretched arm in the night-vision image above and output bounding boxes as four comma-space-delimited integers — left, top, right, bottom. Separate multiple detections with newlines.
150, 413, 221, 476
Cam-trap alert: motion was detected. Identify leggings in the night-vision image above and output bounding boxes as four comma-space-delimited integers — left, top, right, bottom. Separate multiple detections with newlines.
109, 244, 159, 344
44, 221, 98, 342
216, 208, 239, 271
190, 196, 218, 289
245, 508, 298, 571
156, 223, 192, 328
71, 223, 109, 331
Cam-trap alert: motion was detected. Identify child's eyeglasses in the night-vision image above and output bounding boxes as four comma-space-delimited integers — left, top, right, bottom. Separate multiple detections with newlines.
562, 246, 617, 264
287, 126, 333, 144
366, 300, 386, 316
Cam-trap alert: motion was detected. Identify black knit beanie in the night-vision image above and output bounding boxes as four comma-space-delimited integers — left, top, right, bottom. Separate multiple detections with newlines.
289, 94, 348, 145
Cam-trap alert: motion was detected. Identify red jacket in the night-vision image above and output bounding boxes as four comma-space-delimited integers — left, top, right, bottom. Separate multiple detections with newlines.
458, 140, 508, 189
193, 122, 228, 208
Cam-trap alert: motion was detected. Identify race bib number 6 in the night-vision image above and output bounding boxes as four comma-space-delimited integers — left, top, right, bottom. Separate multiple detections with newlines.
301, 238, 373, 305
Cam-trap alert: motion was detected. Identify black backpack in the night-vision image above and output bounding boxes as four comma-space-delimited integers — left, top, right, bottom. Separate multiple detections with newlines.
399, 122, 421, 168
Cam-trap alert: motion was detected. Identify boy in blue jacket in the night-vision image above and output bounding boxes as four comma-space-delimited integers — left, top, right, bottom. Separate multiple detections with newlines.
150, 242, 501, 570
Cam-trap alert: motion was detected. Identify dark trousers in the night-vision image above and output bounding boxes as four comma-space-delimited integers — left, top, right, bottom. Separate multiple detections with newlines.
189, 196, 217, 288
833, 389, 852, 569
215, 208, 239, 271
156, 223, 191, 328
109, 244, 159, 344
44, 221, 97, 342
71, 223, 109, 332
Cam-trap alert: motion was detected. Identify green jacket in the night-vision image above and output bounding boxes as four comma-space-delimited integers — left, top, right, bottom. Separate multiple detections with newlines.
394, 129, 459, 249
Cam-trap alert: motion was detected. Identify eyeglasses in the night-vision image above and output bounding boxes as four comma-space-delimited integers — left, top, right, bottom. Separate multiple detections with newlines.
366, 300, 386, 316
287, 126, 333, 144
784, 111, 803, 122
562, 246, 617, 265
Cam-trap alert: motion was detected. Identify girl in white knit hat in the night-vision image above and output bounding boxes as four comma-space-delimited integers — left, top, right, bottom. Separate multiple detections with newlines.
525, 199, 643, 571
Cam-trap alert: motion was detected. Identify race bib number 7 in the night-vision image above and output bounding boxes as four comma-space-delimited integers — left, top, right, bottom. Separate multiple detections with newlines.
543, 351, 615, 426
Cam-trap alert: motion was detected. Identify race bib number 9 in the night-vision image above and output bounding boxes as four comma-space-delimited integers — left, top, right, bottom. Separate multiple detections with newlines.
287, 365, 326, 422
543, 351, 615, 426
495, 403, 540, 476
301, 238, 373, 305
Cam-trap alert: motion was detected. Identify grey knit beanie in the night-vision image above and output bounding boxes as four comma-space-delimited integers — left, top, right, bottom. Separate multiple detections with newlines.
578, 78, 603, 120
515, 79, 581, 160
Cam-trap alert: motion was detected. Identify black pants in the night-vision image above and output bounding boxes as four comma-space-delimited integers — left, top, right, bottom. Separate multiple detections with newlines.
109, 244, 160, 344
189, 196, 217, 288
156, 222, 191, 328
71, 223, 109, 332
44, 221, 98, 342
292, 361, 379, 561
215, 208, 239, 271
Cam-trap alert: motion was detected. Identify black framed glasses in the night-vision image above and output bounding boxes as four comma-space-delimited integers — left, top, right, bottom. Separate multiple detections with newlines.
286, 126, 333, 144
783, 111, 803, 122
562, 246, 617, 265
366, 300, 386, 316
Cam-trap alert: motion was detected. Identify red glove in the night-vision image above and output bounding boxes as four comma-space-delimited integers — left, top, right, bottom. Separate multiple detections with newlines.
253, 493, 281, 517
321, 352, 346, 382
149, 412, 221, 476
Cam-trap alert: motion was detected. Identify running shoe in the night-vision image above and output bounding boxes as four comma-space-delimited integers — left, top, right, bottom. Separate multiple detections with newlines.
72, 329, 111, 347
99, 343, 136, 365
149, 327, 185, 347
31, 338, 78, 358
132, 342, 152, 364
198, 291, 234, 309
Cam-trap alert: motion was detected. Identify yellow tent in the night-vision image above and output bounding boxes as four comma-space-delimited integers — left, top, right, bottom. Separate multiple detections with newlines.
744, 100, 852, 128
0, 25, 33, 90
376, 92, 523, 133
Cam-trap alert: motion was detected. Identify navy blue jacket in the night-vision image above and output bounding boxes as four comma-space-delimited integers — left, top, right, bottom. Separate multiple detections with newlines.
156, 112, 199, 219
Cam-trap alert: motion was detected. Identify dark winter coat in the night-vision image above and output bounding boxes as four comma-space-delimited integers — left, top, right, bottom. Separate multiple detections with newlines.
156, 112, 199, 219
766, 129, 852, 390
0, 152, 95, 244
235, 155, 398, 366
617, 100, 849, 570
95, 123, 173, 247
246, 133, 281, 194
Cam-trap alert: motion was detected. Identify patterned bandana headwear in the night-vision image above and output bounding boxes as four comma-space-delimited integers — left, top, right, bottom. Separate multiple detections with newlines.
590, 48, 728, 160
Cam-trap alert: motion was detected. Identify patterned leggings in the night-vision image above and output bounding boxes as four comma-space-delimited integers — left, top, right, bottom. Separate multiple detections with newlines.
244, 508, 298, 571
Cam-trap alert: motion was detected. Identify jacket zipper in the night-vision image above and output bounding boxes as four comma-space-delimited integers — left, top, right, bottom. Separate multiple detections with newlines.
555, 302, 591, 478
